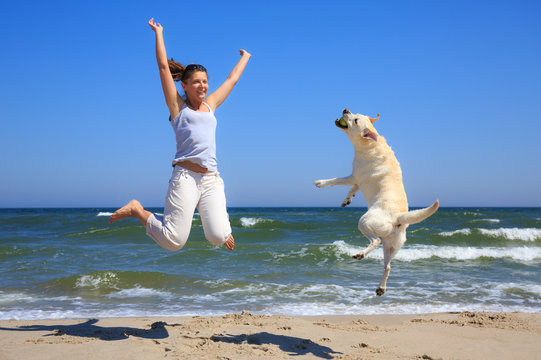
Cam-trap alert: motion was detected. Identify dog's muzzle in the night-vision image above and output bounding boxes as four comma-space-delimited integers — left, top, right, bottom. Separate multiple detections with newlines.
335, 118, 348, 129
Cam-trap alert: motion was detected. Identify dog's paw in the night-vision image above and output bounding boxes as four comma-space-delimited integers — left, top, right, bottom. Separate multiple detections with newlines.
314, 180, 326, 188
340, 199, 351, 207
376, 287, 385, 296
352, 253, 364, 260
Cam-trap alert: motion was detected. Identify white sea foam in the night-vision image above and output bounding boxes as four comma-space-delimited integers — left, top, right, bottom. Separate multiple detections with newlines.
479, 228, 541, 241
2, 279, 541, 320
492, 282, 541, 296
471, 218, 500, 223
329, 241, 541, 262
196, 279, 232, 287
273, 247, 309, 259
267, 301, 539, 316
3, 301, 540, 320
97, 212, 113, 217
388, 246, 541, 262
240, 217, 271, 227
0, 291, 82, 306
0, 291, 35, 304
330, 240, 361, 258
106, 286, 173, 299
439, 227, 541, 241
298, 284, 360, 298
75, 272, 119, 289
439, 228, 471, 236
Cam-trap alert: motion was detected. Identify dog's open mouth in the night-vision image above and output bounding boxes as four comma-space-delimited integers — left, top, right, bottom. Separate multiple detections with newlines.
335, 118, 348, 129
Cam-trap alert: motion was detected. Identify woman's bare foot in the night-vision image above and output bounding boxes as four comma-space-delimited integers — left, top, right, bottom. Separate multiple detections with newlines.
109, 200, 144, 224
224, 234, 235, 251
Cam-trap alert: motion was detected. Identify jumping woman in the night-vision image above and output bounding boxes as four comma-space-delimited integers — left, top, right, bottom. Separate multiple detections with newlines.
109, 18, 251, 252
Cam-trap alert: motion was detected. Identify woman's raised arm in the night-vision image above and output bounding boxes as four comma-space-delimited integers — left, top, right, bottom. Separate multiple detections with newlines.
206, 50, 251, 111
148, 18, 183, 119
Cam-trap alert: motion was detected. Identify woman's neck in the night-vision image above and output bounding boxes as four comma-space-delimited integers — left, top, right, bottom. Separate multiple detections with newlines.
186, 97, 203, 111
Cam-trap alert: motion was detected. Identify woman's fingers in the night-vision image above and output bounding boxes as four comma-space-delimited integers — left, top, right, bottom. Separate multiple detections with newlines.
148, 17, 162, 31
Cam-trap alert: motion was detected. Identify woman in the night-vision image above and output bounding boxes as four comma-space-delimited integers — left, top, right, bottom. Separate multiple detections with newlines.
109, 18, 251, 252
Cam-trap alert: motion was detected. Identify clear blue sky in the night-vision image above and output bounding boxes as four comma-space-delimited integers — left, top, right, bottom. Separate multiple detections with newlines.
1, 0, 540, 207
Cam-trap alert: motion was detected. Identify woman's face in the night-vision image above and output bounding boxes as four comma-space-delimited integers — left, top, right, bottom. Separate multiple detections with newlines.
181, 71, 209, 102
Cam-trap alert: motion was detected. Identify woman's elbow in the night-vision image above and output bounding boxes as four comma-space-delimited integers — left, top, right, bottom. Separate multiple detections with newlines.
226, 76, 239, 86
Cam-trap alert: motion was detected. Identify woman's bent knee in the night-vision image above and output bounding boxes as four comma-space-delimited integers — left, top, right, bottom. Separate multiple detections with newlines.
146, 213, 190, 251
205, 232, 229, 247
154, 235, 187, 251
147, 228, 188, 251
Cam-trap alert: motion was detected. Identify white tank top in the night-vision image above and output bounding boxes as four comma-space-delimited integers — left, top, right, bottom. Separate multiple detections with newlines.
170, 102, 217, 171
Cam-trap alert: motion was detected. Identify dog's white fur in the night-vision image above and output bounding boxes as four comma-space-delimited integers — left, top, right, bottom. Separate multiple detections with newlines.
314, 109, 439, 296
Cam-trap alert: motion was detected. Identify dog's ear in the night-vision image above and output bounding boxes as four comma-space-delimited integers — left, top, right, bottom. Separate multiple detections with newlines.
369, 113, 380, 123
361, 129, 378, 142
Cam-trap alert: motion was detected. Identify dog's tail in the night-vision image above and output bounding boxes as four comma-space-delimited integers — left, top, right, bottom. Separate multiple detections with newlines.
397, 200, 439, 225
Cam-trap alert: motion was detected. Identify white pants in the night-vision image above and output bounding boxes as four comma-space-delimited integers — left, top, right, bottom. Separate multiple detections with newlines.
145, 167, 232, 251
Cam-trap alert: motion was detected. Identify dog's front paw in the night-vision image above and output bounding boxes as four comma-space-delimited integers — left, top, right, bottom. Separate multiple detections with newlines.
340, 199, 351, 207
352, 253, 364, 260
376, 287, 385, 296
314, 180, 326, 188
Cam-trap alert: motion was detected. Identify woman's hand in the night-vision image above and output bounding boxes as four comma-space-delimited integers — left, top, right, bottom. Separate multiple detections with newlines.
148, 18, 163, 33
206, 49, 252, 110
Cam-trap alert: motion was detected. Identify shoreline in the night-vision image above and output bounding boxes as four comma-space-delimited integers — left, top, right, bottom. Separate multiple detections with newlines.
1, 311, 540, 359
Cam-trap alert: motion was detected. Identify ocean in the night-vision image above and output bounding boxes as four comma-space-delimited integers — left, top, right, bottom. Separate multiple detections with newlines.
1, 207, 540, 320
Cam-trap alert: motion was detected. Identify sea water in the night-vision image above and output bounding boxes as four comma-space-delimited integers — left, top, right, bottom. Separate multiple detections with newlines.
0, 207, 540, 320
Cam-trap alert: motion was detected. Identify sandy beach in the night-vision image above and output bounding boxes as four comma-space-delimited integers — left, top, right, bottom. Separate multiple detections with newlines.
1, 311, 540, 359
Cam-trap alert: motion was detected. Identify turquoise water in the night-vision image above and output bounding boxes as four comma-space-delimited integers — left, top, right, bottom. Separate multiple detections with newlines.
1, 207, 540, 320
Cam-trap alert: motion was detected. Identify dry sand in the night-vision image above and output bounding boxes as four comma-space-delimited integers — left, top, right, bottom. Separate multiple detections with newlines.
1, 311, 540, 359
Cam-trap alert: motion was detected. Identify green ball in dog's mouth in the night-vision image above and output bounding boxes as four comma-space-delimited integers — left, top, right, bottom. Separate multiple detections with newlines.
338, 117, 347, 127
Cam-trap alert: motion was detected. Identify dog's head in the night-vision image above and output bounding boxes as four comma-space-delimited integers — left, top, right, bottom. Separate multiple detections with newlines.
335, 109, 380, 144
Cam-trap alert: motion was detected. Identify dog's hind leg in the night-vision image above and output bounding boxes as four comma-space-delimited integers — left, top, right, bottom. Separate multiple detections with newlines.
376, 244, 400, 296
352, 233, 381, 260
341, 184, 360, 207
376, 249, 392, 296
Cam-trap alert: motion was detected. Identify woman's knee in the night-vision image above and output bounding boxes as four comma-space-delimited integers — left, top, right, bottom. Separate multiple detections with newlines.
150, 229, 188, 251
164, 231, 189, 250
163, 239, 187, 251
205, 231, 229, 247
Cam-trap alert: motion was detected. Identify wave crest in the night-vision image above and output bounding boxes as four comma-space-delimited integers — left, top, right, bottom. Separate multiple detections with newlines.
75, 272, 120, 290
329, 241, 541, 262
439, 228, 471, 236
479, 228, 541, 241
240, 217, 273, 228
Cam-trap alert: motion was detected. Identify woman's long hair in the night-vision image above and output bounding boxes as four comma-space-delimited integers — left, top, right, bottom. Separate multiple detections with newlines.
168, 59, 207, 82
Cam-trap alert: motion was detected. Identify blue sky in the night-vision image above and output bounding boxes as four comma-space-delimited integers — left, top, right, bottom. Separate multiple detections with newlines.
1, 0, 540, 207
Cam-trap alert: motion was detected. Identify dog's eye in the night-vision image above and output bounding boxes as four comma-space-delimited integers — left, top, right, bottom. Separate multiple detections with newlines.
354, 119, 358, 124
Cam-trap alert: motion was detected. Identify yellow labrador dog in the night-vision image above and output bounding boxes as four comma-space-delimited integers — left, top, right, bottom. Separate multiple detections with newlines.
314, 109, 439, 296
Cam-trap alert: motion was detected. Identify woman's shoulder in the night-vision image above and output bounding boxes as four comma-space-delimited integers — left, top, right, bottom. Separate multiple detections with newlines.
202, 101, 214, 114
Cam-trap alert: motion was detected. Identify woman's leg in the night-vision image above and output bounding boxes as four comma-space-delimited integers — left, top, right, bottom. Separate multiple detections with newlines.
111, 168, 200, 251
146, 168, 200, 251
198, 174, 234, 250
109, 200, 152, 225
